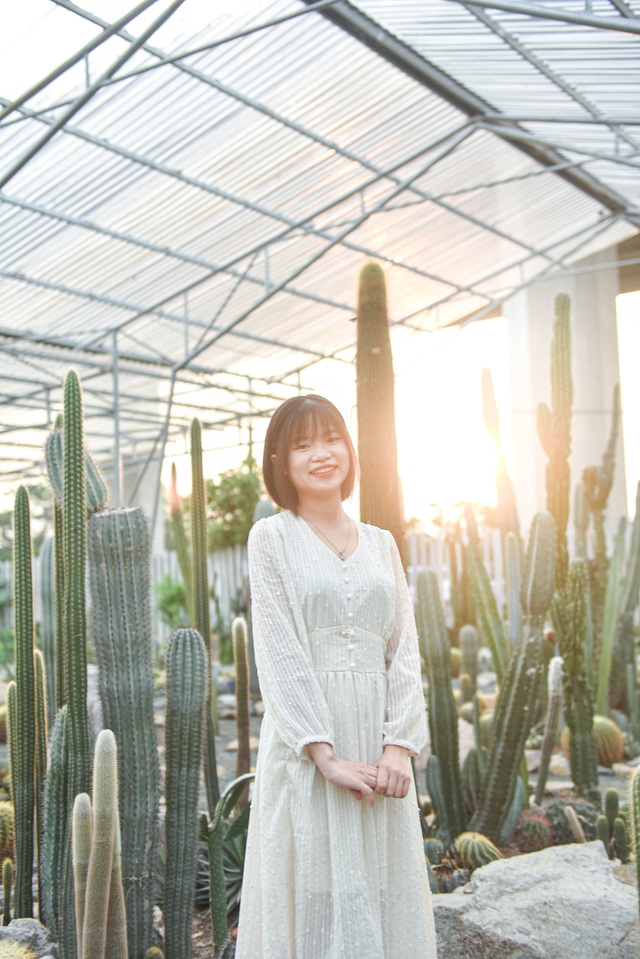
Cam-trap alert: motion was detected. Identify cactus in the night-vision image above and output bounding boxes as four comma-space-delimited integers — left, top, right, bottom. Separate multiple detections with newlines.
470, 514, 554, 842
535, 656, 563, 804
33, 648, 48, 925
536, 293, 572, 590
632, 768, 640, 912
425, 756, 450, 845
461, 746, 486, 816
459, 625, 478, 691
596, 517, 626, 714
232, 618, 251, 807
164, 628, 207, 959
546, 797, 599, 845
416, 571, 467, 838
42, 705, 69, 941
555, 560, 599, 798
481, 367, 520, 547
145, 951, 164, 959
191, 418, 220, 816
45, 422, 109, 513
612, 482, 640, 711
562, 714, 624, 768
514, 809, 554, 852
573, 481, 588, 561
564, 804, 586, 842
355, 262, 405, 562
613, 816, 630, 863
53, 478, 66, 711
455, 831, 502, 871
72, 793, 92, 959
605, 787, 620, 833
465, 509, 509, 684
169, 463, 193, 621
596, 813, 611, 855
423, 837, 445, 866
81, 729, 128, 959
0, 803, 13, 864
505, 532, 521, 651
2, 857, 12, 926
38, 536, 57, 726
88, 507, 160, 959
12, 486, 35, 918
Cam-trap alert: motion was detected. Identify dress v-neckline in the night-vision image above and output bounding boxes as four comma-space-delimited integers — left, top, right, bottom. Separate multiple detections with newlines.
293, 511, 361, 562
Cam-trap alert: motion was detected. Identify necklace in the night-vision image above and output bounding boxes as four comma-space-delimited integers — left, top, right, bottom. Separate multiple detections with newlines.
302, 514, 352, 561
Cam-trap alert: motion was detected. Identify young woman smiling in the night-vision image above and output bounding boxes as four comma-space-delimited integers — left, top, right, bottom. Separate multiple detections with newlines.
235, 394, 436, 959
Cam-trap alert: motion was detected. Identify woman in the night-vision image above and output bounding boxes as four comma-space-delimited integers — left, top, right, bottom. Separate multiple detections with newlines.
235, 394, 436, 959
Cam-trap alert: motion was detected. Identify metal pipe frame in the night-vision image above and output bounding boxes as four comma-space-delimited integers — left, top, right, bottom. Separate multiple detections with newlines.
442, 0, 640, 35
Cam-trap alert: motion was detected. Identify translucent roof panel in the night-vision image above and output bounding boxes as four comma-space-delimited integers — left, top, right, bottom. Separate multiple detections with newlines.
0, 0, 638, 480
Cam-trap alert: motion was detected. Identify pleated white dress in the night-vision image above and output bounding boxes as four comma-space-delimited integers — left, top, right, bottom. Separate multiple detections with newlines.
235, 510, 436, 959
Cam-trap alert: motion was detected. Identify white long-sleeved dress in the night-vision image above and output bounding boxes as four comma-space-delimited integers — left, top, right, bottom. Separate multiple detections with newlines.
235, 510, 436, 959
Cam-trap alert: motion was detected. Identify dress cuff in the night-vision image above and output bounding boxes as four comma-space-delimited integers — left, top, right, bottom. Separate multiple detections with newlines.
296, 736, 335, 761
382, 737, 421, 758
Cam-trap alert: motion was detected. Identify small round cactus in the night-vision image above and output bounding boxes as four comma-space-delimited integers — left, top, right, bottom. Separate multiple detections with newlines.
561, 715, 624, 767
455, 831, 503, 871
514, 808, 555, 853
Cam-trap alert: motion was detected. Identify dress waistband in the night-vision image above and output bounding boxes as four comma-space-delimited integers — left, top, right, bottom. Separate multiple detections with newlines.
308, 626, 386, 674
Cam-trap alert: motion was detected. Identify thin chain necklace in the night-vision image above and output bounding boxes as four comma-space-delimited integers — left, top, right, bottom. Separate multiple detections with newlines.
302, 514, 352, 561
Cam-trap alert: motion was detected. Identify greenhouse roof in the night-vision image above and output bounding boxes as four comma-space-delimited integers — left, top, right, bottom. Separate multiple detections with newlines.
1, 0, 639, 494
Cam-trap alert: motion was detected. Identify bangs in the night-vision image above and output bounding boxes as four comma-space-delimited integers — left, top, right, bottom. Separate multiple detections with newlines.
291, 405, 343, 445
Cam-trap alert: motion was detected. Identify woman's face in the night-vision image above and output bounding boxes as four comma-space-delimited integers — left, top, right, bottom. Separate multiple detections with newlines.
286, 422, 351, 504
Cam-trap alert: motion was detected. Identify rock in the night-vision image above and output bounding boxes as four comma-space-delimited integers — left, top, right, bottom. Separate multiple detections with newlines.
217, 677, 236, 695
253, 701, 265, 717
432, 841, 639, 959
548, 753, 570, 776
218, 693, 237, 718
0, 918, 59, 957
612, 763, 634, 777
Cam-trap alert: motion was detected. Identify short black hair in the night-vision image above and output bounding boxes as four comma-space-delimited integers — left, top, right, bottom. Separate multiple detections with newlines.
263, 395, 358, 512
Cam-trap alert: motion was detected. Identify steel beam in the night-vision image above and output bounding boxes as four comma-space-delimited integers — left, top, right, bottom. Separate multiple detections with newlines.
442, 0, 640, 35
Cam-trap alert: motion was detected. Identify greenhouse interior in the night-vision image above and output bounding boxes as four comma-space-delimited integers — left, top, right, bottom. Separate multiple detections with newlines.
1, 1, 640, 957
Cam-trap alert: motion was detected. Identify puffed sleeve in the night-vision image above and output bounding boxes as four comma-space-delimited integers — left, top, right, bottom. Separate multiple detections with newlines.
381, 530, 428, 755
248, 517, 335, 758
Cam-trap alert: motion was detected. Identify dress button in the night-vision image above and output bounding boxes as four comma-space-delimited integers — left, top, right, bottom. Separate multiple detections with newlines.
346, 593, 352, 600
347, 612, 353, 620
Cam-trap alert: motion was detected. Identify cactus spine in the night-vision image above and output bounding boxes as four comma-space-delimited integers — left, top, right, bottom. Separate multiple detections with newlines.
38, 536, 57, 726
42, 705, 69, 940
470, 514, 554, 842
535, 656, 563, 805
53, 461, 66, 710
88, 507, 160, 959
164, 628, 207, 959
536, 293, 572, 590
2, 858, 12, 926
356, 262, 405, 562
33, 648, 48, 925
416, 570, 467, 838
232, 617, 251, 807
45, 422, 109, 513
456, 831, 503, 871
81, 729, 128, 959
191, 418, 220, 815
72, 793, 92, 959
12, 486, 35, 918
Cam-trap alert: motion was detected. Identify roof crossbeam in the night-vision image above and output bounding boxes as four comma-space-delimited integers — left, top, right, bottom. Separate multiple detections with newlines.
443, 0, 640, 34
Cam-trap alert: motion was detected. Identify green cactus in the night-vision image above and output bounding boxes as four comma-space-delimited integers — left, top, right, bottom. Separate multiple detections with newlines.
461, 746, 487, 817
45, 422, 109, 513
53, 480, 66, 711
42, 705, 69, 941
164, 628, 207, 959
613, 816, 630, 863
459, 625, 478, 692
455, 831, 502, 871
423, 837, 444, 866
12, 486, 35, 918
612, 482, 640, 711
2, 857, 12, 926
470, 514, 554, 842
355, 262, 406, 563
38, 536, 57, 726
465, 510, 509, 684
596, 814, 611, 856
536, 293, 573, 590
514, 809, 554, 852
425, 756, 450, 845
416, 570, 467, 839
33, 648, 48, 926
632, 768, 640, 912
573, 481, 588, 561
72, 792, 92, 959
596, 517, 626, 714
169, 463, 193, 621
191, 418, 220, 816
535, 655, 563, 805
605, 787, 620, 833
144, 951, 164, 959
505, 532, 521, 651
232, 618, 251, 807
481, 367, 520, 547
82, 729, 128, 959
556, 560, 598, 798
88, 507, 160, 959
0, 804, 13, 864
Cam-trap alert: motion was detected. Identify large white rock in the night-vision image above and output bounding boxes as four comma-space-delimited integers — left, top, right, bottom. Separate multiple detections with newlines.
432, 841, 639, 959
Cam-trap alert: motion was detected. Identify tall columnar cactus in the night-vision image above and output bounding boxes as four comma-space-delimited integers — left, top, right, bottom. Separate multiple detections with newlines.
34, 648, 48, 926
42, 705, 69, 942
535, 656, 563, 805
88, 507, 160, 959
416, 570, 467, 839
53, 467, 66, 711
169, 462, 193, 621
555, 560, 598, 798
612, 481, 640, 711
582, 384, 621, 639
164, 628, 207, 959
80, 729, 128, 959
12, 485, 35, 918
481, 367, 520, 546
465, 506, 509, 684
573, 481, 588, 561
45, 421, 109, 513
536, 293, 572, 590
630, 767, 640, 916
232, 617, 251, 808
505, 532, 522, 651
470, 513, 555, 842
459, 625, 478, 692
72, 793, 92, 959
191, 418, 220, 816
356, 261, 405, 563
595, 517, 626, 714
38, 536, 57, 726
3, 857, 12, 926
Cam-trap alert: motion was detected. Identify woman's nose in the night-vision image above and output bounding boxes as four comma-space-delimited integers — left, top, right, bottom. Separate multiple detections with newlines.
311, 445, 330, 459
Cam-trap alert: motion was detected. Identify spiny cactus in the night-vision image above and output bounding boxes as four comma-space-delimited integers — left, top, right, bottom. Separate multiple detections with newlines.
88, 507, 160, 959
0, 803, 14, 862
72, 793, 92, 959
45, 422, 109, 513
191, 418, 220, 816
425, 756, 450, 845
596, 517, 626, 714
42, 705, 69, 941
561, 714, 624, 768
232, 618, 251, 807
612, 482, 640, 711
514, 809, 554, 852
355, 261, 405, 562
12, 486, 35, 918
416, 570, 467, 839
536, 293, 572, 590
38, 536, 57, 726
459, 625, 478, 691
632, 768, 640, 912
535, 656, 563, 805
605, 787, 620, 833
169, 463, 193, 622
573, 481, 588, 561
465, 507, 509, 684
33, 647, 48, 926
455, 832, 502, 871
505, 532, 522, 651
2, 857, 12, 926
164, 628, 207, 959
613, 816, 630, 863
